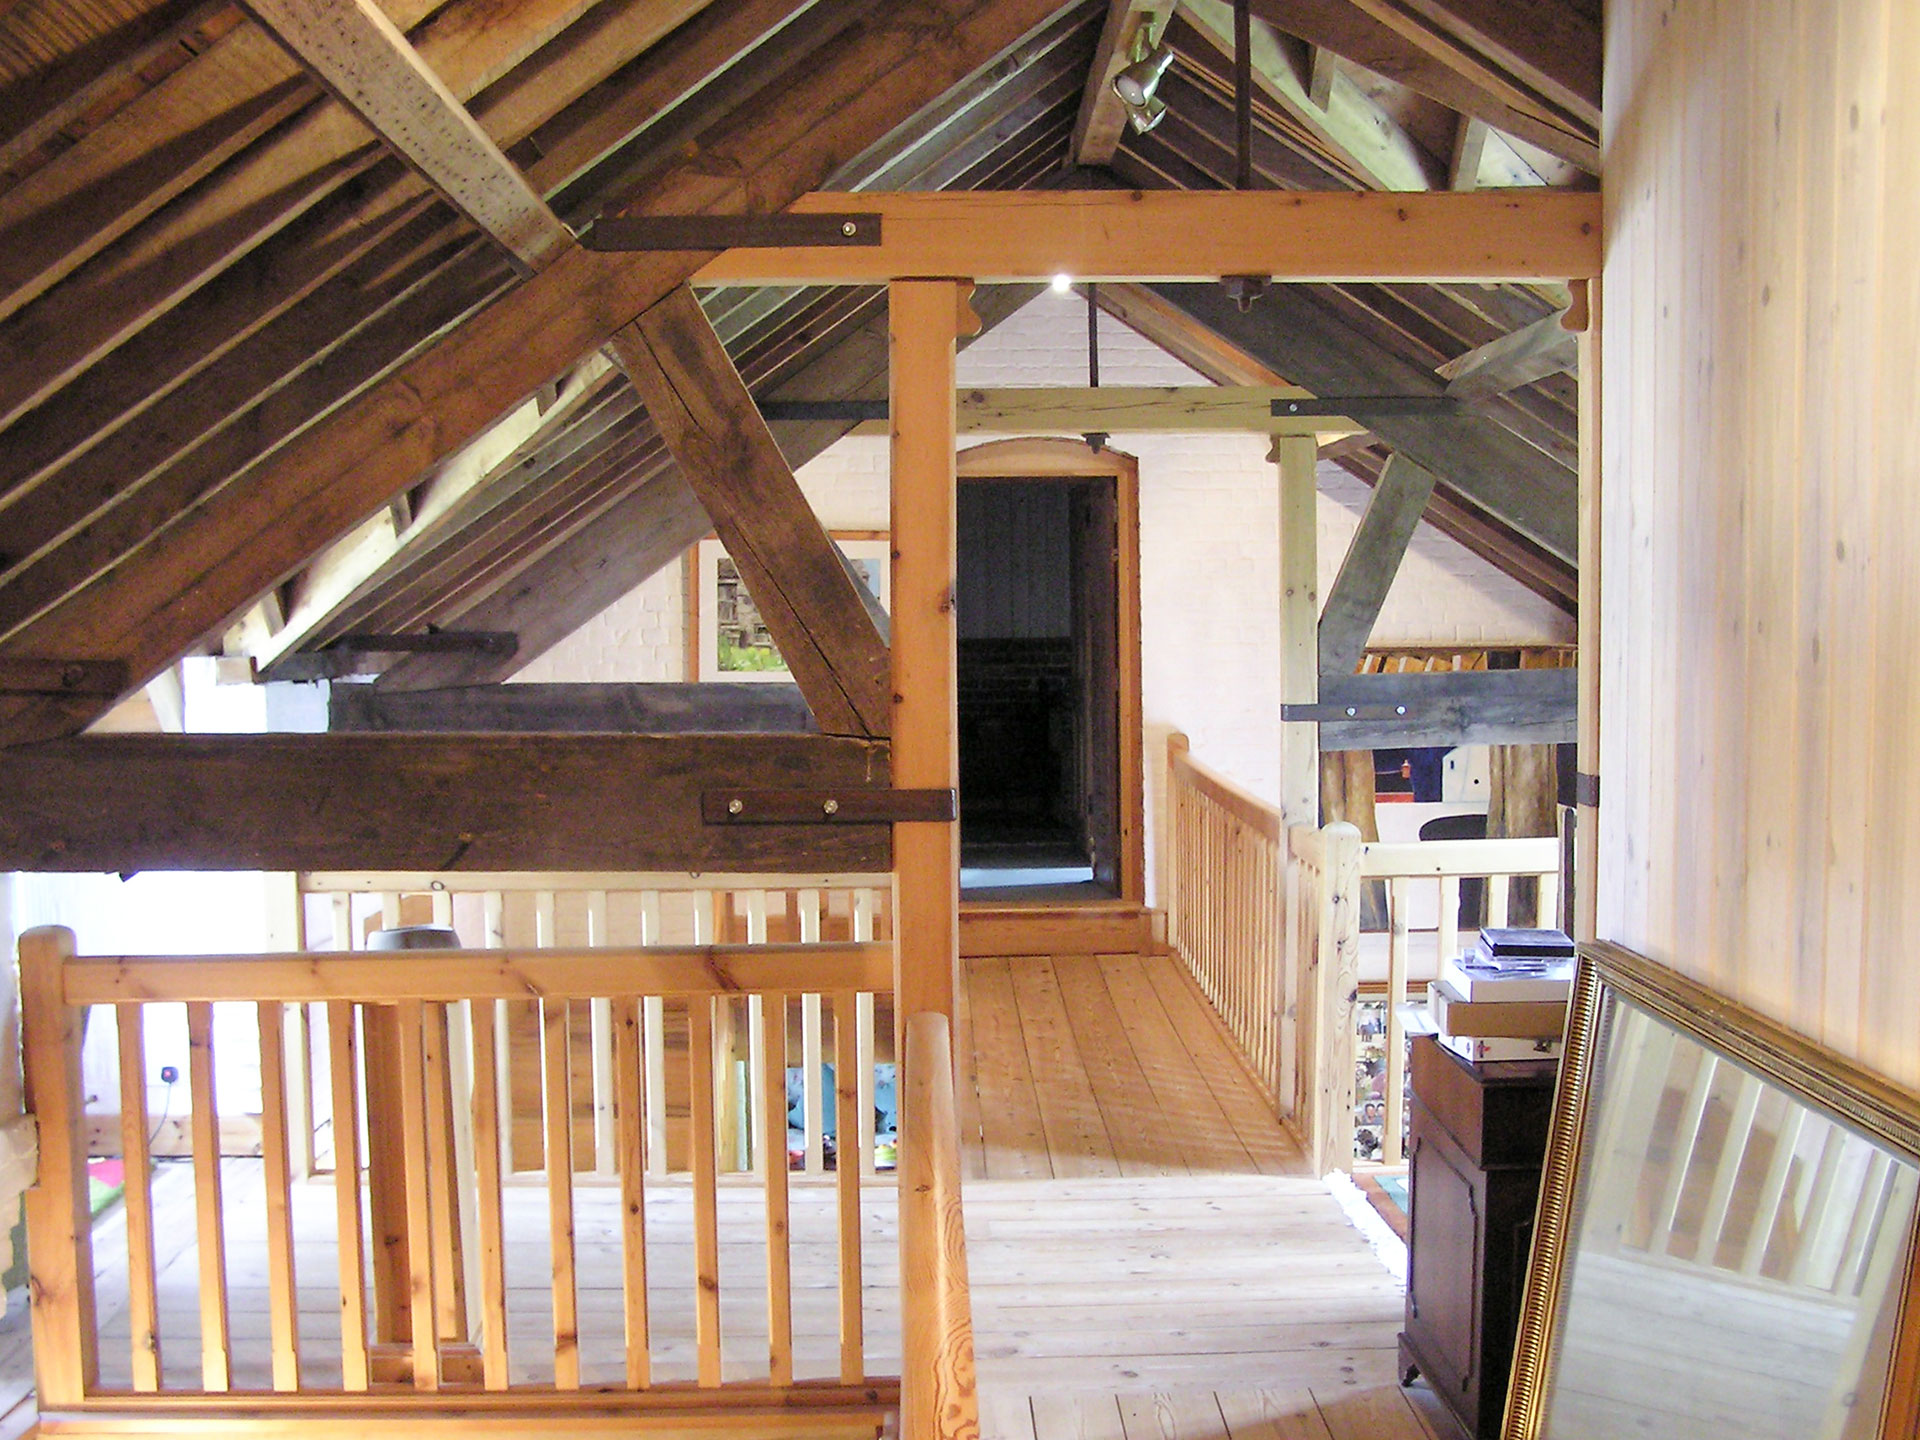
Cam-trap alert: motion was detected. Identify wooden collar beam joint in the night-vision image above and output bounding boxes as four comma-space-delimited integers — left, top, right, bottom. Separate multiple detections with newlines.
0, 659, 131, 697
584, 214, 883, 251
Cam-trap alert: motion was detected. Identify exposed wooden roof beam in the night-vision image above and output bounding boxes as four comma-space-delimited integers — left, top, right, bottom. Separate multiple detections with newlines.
608, 286, 891, 739
1449, 113, 1489, 188
1344, 0, 1600, 133
241, 0, 573, 270
1437, 309, 1577, 400
1070, 0, 1162, 166
1179, 0, 1440, 190
0, 733, 891, 872
687, 189, 1602, 285
1245, 0, 1597, 172
0, 0, 696, 436
375, 284, 1041, 693
0, 0, 1074, 744
1143, 280, 1576, 560
1317, 453, 1438, 677
330, 682, 817, 735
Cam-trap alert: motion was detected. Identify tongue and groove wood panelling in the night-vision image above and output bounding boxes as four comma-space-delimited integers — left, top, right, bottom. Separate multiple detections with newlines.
1597, 0, 1920, 1087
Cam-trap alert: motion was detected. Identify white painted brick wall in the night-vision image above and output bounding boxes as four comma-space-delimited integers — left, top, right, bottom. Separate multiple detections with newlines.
516, 289, 1573, 899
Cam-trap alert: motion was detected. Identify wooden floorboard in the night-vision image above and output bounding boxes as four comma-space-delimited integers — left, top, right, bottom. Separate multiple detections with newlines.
962, 948, 1424, 1440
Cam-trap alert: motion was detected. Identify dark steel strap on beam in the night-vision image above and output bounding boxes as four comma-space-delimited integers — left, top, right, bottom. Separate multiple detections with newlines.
704, 787, 956, 825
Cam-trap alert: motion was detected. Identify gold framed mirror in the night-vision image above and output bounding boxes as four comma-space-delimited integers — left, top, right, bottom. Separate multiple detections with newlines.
1506, 941, 1920, 1439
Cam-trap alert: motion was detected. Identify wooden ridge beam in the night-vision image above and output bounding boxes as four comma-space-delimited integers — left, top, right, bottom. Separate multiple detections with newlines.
0, 733, 890, 873
692, 189, 1601, 285
0, 0, 1073, 744
329, 682, 816, 734
1305, 666, 1575, 749
608, 286, 890, 739
1070, 0, 1161, 166
1317, 453, 1438, 677
240, 0, 573, 270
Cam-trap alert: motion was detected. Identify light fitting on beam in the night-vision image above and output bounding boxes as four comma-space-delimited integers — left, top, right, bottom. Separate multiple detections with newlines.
1125, 94, 1168, 133
1114, 41, 1175, 108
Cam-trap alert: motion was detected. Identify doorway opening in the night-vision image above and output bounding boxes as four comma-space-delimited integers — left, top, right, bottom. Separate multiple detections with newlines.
954, 440, 1142, 905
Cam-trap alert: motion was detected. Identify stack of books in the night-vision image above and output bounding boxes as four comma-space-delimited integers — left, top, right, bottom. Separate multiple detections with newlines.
1427, 927, 1575, 1062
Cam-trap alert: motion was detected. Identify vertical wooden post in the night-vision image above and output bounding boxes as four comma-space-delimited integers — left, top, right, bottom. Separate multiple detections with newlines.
1274, 434, 1320, 828
1574, 276, 1602, 943
889, 278, 968, 1044
1275, 435, 1319, 1127
19, 926, 96, 1405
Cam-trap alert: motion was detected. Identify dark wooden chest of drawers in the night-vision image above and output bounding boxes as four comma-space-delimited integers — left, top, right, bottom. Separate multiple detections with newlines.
1398, 1034, 1559, 1439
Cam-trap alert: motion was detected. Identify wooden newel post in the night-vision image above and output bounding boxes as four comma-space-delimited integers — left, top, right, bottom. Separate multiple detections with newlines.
18, 924, 97, 1405
889, 279, 971, 1054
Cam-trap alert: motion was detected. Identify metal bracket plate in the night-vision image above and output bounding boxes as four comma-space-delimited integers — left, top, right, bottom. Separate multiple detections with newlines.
703, 788, 957, 825
1575, 771, 1600, 807
1282, 701, 1419, 722
583, 213, 883, 252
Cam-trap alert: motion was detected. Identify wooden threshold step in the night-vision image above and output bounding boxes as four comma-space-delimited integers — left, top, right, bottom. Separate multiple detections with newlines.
959, 902, 1157, 958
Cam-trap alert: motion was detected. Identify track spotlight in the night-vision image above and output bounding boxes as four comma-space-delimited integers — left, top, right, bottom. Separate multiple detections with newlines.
1124, 93, 1168, 133
1113, 41, 1175, 109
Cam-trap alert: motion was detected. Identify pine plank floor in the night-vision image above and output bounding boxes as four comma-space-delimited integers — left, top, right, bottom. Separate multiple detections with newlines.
958, 954, 1446, 1440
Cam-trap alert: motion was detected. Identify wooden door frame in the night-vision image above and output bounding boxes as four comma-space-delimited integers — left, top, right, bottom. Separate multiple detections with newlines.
955, 438, 1145, 907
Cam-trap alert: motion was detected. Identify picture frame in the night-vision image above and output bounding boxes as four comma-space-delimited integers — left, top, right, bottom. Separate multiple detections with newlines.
686, 533, 889, 683
1505, 941, 1920, 1439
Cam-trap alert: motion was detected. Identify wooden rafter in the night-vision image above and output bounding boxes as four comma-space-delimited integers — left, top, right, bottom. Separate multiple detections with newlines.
241, 0, 573, 270
608, 286, 891, 740
1178, 0, 1441, 190
0, 0, 1074, 744
1245, 0, 1598, 172
1317, 453, 1439, 677
1438, 309, 1578, 400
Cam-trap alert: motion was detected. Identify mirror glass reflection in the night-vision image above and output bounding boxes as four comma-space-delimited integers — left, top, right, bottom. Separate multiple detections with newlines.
1543, 992, 1919, 1439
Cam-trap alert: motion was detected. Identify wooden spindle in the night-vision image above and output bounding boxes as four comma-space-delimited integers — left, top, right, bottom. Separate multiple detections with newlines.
1488, 873, 1511, 929
856, 992, 877, 1177
834, 990, 864, 1384
543, 997, 580, 1389
186, 1001, 232, 1392
257, 1000, 302, 1390
1743, 1106, 1806, 1276
639, 892, 667, 1179
421, 1004, 465, 1344
20, 928, 97, 1406
588, 890, 616, 1176
1438, 875, 1461, 967
761, 993, 793, 1386
802, 995, 826, 1175
466, 999, 510, 1390
612, 997, 650, 1388
688, 998, 723, 1388
1385, 878, 1410, 1167
116, 1003, 161, 1391
1651, 1054, 1718, 1253
327, 1002, 370, 1391
394, 1003, 440, 1391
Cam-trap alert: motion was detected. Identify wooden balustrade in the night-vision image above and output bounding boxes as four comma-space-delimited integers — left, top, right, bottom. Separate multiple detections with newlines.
1166, 734, 1287, 1108
900, 1012, 976, 1440
19, 923, 900, 1432
1165, 734, 1565, 1175
1360, 837, 1561, 1166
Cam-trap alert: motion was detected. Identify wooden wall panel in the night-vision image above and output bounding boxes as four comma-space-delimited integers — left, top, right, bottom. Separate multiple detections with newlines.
1600, 0, 1920, 1086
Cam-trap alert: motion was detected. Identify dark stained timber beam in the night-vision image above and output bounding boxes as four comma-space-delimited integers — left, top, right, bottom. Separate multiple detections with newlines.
1438, 309, 1577, 401
1318, 453, 1438, 678
330, 682, 817, 734
0, 0, 1074, 746
0, 733, 889, 872
1146, 280, 1577, 561
1303, 666, 1575, 749
607, 285, 891, 739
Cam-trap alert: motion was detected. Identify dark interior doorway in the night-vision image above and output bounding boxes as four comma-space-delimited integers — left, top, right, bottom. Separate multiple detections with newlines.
956, 476, 1122, 901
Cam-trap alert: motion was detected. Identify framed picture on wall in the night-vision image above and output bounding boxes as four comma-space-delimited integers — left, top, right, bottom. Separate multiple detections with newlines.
687, 534, 890, 682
